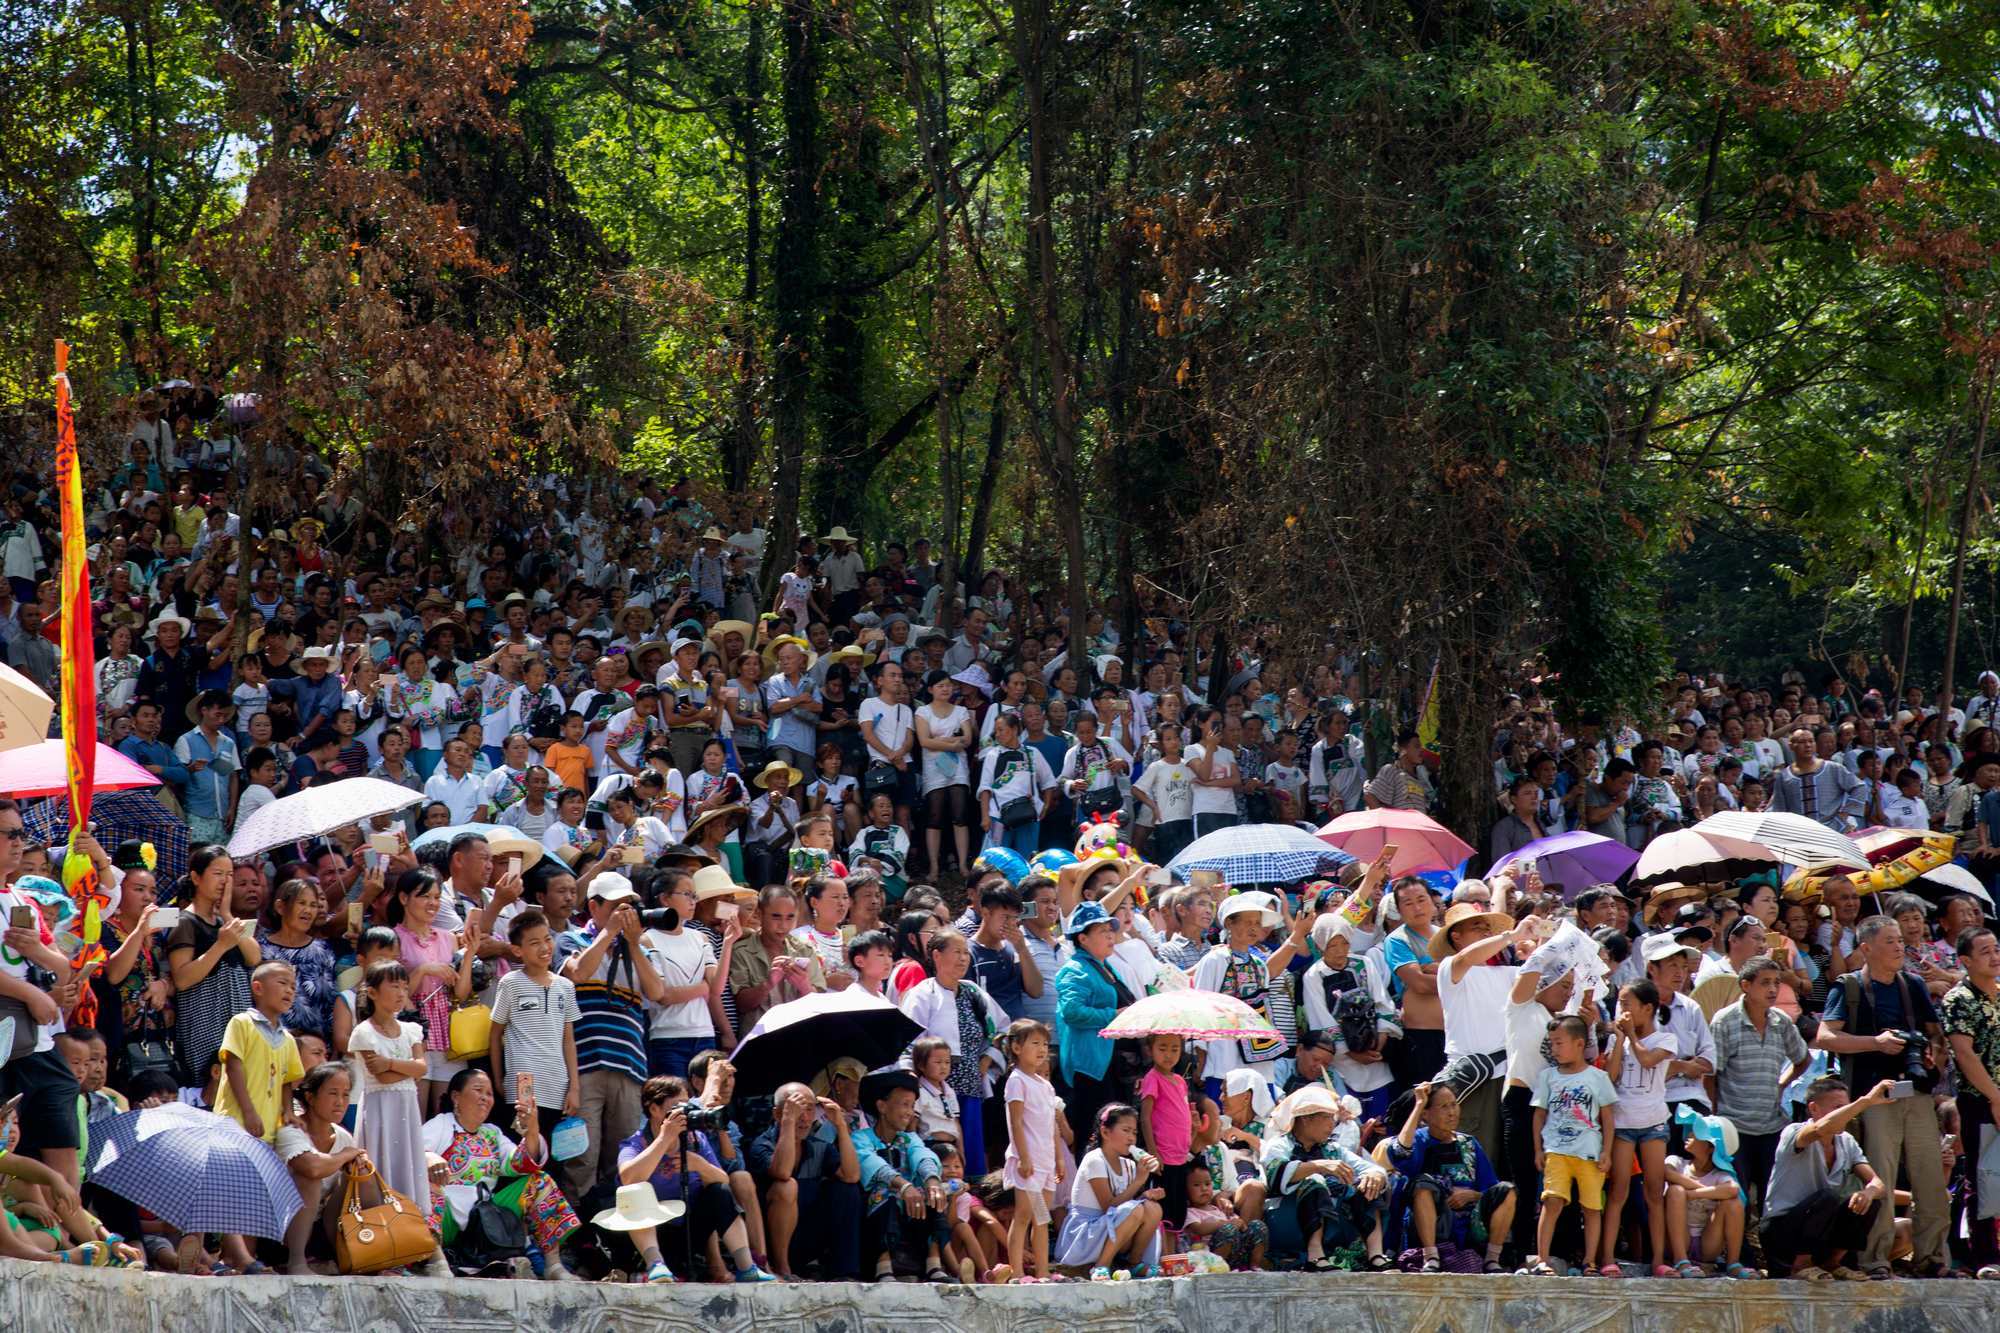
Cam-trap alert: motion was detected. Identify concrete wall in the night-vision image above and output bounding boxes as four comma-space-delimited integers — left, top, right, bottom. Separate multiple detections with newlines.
7, 1261, 1998, 1333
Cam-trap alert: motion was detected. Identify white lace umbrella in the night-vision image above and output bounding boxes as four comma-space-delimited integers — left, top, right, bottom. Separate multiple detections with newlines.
226, 777, 426, 858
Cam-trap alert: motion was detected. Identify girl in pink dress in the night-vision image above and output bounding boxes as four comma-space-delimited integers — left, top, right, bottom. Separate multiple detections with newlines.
1001, 1019, 1062, 1279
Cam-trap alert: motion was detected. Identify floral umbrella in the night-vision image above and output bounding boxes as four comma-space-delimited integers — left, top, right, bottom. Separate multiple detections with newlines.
1100, 990, 1280, 1040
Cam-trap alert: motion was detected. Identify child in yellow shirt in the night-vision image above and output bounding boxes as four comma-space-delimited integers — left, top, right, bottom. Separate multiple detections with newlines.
216, 961, 305, 1143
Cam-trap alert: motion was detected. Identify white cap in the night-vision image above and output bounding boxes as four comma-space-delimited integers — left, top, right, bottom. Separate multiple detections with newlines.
1640, 933, 1699, 964
588, 872, 639, 904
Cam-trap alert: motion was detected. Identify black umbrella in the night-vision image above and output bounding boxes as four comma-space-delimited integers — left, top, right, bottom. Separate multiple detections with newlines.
729, 987, 923, 1096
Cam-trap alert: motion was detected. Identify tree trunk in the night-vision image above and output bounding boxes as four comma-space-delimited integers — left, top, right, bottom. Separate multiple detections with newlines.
1894, 448, 1938, 700
963, 391, 1008, 583
724, 0, 765, 494
765, 0, 824, 606
1939, 368, 1995, 714
1013, 0, 1088, 676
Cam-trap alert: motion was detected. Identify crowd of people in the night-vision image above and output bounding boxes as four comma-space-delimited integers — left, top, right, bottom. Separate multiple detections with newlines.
2, 423, 2000, 1288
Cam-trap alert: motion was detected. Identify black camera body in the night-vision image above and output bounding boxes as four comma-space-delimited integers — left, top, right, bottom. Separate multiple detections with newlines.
676, 1100, 730, 1132
637, 906, 680, 931
1887, 1030, 1937, 1092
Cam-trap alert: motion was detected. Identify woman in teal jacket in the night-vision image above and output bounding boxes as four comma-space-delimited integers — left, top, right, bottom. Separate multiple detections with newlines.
1054, 900, 1131, 1146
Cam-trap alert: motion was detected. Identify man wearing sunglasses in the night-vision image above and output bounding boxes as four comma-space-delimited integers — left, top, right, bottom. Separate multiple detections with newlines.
0, 797, 85, 1191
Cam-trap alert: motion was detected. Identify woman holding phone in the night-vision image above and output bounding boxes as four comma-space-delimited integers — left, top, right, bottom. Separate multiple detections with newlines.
165, 844, 261, 1086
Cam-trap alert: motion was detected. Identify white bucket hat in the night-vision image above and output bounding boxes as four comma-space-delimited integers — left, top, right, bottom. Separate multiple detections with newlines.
589, 1183, 686, 1232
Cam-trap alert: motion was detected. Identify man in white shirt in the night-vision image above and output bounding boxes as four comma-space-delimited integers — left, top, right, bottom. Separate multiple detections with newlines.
859, 661, 915, 818
425, 737, 487, 825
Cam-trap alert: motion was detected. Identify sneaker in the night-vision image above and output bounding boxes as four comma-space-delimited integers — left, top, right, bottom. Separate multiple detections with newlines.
543, 1260, 579, 1282
645, 1261, 678, 1284
959, 1257, 977, 1284
734, 1266, 778, 1283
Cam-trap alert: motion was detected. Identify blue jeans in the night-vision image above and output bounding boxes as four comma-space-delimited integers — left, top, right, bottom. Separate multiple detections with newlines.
648, 1036, 711, 1081
986, 818, 1040, 858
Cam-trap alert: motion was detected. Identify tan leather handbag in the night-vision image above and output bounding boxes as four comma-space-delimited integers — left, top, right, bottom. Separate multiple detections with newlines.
333, 1162, 436, 1275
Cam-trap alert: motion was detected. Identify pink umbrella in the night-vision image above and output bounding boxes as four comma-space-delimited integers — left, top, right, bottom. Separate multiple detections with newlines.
0, 739, 162, 799
1316, 809, 1474, 877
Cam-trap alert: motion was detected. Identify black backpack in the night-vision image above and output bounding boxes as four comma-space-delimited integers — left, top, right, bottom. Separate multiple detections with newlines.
447, 1182, 529, 1273
1319, 965, 1379, 1054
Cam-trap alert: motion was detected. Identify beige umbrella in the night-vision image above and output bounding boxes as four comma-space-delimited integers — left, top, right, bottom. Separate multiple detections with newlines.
0, 662, 54, 753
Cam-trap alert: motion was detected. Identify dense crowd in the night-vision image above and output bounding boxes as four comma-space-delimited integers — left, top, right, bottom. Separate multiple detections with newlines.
2, 414, 2000, 1287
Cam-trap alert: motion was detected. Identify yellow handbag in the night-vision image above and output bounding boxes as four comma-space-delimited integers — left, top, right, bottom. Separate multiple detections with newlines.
448, 998, 494, 1061
333, 1163, 436, 1275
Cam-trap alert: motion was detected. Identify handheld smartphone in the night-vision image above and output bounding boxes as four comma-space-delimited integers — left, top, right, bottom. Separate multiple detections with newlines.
149, 906, 182, 932
1189, 869, 1222, 892
347, 902, 364, 931
1021, 900, 1039, 922
506, 854, 523, 878
1889, 1080, 1917, 1100
1144, 865, 1171, 888
584, 810, 607, 832
8, 906, 33, 930
367, 831, 403, 856
714, 902, 739, 924
621, 845, 645, 865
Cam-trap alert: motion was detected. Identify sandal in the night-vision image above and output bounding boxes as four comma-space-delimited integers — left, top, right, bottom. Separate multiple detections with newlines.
1651, 1263, 1679, 1279
1363, 1254, 1395, 1272
1791, 1266, 1830, 1282
1673, 1260, 1705, 1279
924, 1266, 953, 1283
1483, 1259, 1506, 1274
644, 1261, 677, 1284
1722, 1263, 1756, 1280
1596, 1263, 1623, 1278
1419, 1256, 1443, 1274
1520, 1261, 1559, 1277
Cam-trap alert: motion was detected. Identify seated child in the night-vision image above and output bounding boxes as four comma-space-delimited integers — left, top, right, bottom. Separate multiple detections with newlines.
1182, 1166, 1269, 1271
1664, 1108, 1752, 1279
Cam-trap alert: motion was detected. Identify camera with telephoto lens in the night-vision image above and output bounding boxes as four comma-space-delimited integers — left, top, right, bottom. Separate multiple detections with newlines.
1887, 1030, 1936, 1092
675, 1101, 729, 1132
637, 906, 680, 931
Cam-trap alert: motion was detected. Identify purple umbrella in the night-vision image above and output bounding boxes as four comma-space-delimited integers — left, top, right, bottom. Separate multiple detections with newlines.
1489, 830, 1638, 901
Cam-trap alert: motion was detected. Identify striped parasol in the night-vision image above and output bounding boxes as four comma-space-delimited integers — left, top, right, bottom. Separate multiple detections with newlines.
1690, 811, 1868, 871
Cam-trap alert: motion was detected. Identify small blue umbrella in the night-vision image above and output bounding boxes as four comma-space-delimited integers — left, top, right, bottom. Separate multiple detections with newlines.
1167, 822, 1355, 886
87, 1102, 304, 1240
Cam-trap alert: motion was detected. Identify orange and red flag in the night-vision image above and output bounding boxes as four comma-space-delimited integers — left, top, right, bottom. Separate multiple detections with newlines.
53, 340, 107, 1022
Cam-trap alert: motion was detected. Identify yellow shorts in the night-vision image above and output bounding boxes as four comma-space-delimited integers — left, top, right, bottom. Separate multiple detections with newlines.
1542, 1154, 1607, 1211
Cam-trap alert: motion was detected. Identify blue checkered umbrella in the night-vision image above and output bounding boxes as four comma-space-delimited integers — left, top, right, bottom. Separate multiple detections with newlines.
19, 790, 190, 885
87, 1102, 303, 1240
1167, 822, 1356, 886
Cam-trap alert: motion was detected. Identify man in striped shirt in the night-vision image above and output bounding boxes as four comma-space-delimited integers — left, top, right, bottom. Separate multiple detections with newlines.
1707, 956, 1812, 1218
558, 874, 667, 1199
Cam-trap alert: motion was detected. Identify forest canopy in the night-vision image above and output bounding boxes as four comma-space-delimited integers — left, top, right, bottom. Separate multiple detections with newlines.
5, 0, 2000, 812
